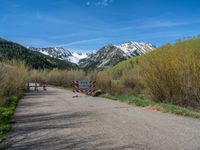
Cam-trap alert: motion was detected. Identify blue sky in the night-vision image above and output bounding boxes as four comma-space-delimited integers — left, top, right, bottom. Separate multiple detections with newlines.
0, 0, 200, 52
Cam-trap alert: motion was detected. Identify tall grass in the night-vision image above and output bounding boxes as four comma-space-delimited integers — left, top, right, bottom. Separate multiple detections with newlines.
0, 60, 29, 141
48, 69, 87, 87
94, 72, 112, 92
29, 69, 48, 82
0, 65, 6, 98
0, 60, 28, 104
29, 69, 87, 88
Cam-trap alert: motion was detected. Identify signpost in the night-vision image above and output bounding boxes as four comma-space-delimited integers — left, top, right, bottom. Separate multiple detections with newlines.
71, 80, 98, 97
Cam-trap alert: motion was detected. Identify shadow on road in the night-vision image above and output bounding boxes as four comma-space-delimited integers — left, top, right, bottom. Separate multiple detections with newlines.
0, 88, 150, 150
1, 110, 144, 150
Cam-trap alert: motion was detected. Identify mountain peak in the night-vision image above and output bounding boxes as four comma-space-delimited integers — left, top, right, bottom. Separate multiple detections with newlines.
79, 41, 155, 69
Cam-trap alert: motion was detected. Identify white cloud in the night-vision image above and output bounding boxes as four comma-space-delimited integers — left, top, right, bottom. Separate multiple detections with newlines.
140, 20, 188, 28
112, 19, 199, 32
86, 0, 113, 7
56, 38, 104, 47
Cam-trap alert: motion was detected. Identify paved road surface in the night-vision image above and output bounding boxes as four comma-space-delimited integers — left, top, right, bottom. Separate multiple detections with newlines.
1, 87, 200, 150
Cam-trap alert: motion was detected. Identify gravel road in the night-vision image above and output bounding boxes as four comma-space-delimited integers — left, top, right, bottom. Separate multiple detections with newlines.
1, 86, 200, 150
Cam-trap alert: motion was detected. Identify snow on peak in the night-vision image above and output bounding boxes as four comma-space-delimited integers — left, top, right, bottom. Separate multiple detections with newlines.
68, 52, 88, 64
28, 41, 155, 67
115, 41, 155, 56
28, 47, 89, 64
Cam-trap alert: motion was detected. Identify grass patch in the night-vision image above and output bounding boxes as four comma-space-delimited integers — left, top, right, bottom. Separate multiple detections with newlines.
101, 94, 200, 119
0, 96, 20, 142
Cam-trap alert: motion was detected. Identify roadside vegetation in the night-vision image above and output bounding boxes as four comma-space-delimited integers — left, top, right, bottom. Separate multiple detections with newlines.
0, 96, 20, 142
139, 40, 200, 109
102, 94, 200, 119
29, 69, 87, 88
94, 38, 200, 111
0, 60, 28, 142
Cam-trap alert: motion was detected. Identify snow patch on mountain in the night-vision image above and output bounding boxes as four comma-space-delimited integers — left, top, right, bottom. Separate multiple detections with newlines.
28, 47, 89, 64
115, 41, 155, 57
68, 52, 88, 64
79, 41, 156, 68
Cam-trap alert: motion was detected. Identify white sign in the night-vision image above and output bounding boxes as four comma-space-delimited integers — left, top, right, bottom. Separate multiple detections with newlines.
78, 81, 90, 89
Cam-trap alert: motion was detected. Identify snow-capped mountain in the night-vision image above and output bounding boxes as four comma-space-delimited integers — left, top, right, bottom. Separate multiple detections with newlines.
115, 41, 155, 56
28, 41, 155, 68
79, 41, 155, 68
28, 47, 88, 64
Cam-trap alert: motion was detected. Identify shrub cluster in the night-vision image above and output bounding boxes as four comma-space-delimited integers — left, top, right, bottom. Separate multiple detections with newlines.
139, 40, 200, 108
93, 58, 143, 96
93, 39, 200, 109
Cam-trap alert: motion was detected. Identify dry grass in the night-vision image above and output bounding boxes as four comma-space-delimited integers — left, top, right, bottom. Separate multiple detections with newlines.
29, 69, 47, 82
94, 72, 112, 92
145, 105, 165, 112
47, 69, 87, 87
0, 60, 29, 141
0, 60, 28, 100
29, 69, 87, 88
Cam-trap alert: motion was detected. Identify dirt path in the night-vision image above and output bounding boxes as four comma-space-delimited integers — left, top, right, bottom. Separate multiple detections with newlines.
1, 87, 200, 150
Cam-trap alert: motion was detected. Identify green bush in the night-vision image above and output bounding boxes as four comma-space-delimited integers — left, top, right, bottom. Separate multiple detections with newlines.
139, 39, 200, 108
0, 96, 19, 142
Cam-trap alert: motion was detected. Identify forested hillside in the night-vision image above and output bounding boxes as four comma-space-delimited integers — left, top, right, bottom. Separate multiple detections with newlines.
0, 38, 77, 70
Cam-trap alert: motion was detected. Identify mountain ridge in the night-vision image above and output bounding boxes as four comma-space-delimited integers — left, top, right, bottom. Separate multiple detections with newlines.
29, 41, 155, 69
79, 41, 155, 69
28, 47, 88, 64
